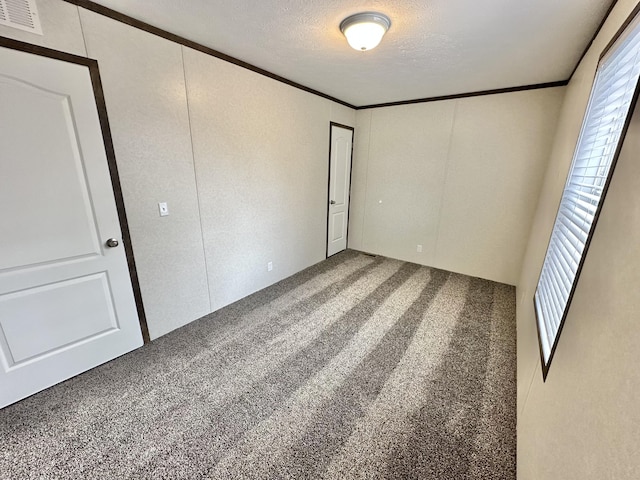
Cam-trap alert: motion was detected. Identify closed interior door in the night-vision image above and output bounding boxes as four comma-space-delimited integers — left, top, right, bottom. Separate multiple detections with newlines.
0, 46, 143, 408
327, 124, 354, 257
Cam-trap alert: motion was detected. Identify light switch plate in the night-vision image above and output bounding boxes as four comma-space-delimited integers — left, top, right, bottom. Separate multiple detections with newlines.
158, 202, 169, 217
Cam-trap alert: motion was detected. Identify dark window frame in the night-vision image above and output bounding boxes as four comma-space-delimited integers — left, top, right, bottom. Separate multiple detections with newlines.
534, 7, 640, 380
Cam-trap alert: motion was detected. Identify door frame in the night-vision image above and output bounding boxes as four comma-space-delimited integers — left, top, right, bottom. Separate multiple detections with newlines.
326, 122, 355, 258
0, 36, 150, 343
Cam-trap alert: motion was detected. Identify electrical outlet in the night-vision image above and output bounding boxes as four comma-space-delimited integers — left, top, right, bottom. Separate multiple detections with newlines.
158, 202, 169, 217
267, 261, 273, 272
417, 244, 423, 253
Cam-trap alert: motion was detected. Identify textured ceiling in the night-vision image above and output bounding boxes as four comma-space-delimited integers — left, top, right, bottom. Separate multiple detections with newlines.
88, 0, 613, 107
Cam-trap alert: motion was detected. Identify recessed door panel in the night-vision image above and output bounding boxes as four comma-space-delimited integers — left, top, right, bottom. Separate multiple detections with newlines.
327, 125, 353, 257
332, 212, 345, 242
0, 46, 143, 409
0, 273, 118, 367
331, 137, 349, 206
0, 77, 100, 271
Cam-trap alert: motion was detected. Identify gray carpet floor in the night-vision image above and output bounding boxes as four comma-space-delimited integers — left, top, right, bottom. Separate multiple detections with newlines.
0, 250, 516, 479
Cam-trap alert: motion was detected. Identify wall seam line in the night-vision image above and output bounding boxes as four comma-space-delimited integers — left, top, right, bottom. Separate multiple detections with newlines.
359, 110, 373, 250
433, 100, 459, 262
76, 5, 90, 58
520, 357, 539, 419
181, 45, 213, 312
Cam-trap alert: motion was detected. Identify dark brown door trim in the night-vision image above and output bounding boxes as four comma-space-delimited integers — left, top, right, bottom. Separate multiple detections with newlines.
0, 36, 151, 343
326, 122, 355, 258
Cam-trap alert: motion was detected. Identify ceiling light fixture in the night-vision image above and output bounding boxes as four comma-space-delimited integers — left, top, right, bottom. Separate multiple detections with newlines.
340, 12, 391, 52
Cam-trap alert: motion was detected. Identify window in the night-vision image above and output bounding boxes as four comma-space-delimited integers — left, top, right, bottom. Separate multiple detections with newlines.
534, 13, 640, 380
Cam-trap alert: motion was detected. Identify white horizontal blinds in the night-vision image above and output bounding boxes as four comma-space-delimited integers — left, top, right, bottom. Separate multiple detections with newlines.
535, 16, 640, 364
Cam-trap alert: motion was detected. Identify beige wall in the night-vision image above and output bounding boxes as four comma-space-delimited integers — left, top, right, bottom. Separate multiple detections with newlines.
0, 0, 355, 338
7, 1, 640, 475
349, 89, 565, 285
517, 1, 640, 478
182, 47, 340, 312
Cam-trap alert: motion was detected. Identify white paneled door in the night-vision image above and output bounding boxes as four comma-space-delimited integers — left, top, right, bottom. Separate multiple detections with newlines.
0, 46, 143, 409
327, 124, 354, 257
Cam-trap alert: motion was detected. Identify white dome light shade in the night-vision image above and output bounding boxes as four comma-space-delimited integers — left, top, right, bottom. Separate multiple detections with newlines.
340, 12, 391, 51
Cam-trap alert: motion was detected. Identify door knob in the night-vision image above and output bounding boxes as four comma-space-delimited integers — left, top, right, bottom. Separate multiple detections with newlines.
330, 200, 336, 205
106, 238, 119, 248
